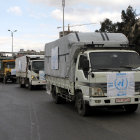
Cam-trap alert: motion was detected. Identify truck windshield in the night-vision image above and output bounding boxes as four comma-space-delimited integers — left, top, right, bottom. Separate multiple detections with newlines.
32, 61, 44, 73
89, 52, 140, 71
6, 61, 15, 69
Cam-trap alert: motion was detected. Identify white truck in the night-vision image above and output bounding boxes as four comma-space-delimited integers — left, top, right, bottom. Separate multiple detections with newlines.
16, 55, 46, 90
45, 32, 140, 116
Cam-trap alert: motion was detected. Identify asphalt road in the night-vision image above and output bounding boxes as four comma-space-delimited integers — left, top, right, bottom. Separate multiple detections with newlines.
0, 83, 140, 140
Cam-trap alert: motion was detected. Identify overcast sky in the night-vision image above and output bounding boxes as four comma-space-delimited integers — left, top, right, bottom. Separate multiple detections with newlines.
0, 0, 140, 52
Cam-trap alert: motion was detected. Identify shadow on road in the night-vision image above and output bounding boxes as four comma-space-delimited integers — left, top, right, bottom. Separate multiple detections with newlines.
46, 98, 139, 119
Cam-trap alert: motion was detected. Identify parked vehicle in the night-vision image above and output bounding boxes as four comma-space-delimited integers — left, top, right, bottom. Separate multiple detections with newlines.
0, 57, 16, 83
45, 32, 140, 116
16, 55, 46, 90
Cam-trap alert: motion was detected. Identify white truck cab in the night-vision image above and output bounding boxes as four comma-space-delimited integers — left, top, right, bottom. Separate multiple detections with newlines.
27, 59, 46, 88
75, 49, 140, 109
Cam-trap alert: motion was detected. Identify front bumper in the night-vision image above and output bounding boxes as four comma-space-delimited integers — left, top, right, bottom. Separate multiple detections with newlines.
84, 95, 140, 106
31, 80, 46, 86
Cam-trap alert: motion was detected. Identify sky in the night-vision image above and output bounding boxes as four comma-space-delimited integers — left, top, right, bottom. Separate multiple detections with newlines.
0, 0, 140, 52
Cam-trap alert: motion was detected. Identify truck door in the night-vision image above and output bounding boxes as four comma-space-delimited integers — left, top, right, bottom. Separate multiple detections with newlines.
75, 54, 90, 95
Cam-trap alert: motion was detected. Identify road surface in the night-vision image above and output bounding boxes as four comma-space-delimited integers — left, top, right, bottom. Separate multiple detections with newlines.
0, 83, 140, 140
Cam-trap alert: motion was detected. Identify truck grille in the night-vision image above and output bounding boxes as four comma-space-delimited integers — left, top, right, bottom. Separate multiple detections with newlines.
135, 82, 140, 92
99, 82, 140, 93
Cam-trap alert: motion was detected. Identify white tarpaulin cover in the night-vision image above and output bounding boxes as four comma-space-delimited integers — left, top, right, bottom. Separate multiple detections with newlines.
45, 32, 129, 82
51, 46, 59, 70
107, 72, 135, 97
16, 55, 44, 73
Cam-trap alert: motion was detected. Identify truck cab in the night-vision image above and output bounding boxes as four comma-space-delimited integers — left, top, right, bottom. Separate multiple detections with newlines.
1, 59, 16, 83
75, 48, 140, 115
28, 59, 45, 89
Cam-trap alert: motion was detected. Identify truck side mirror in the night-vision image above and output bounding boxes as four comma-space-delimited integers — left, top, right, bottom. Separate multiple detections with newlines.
28, 65, 31, 70
82, 59, 89, 72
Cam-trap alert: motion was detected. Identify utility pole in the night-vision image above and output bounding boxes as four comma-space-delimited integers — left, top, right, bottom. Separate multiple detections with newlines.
62, 0, 65, 37
8, 30, 17, 54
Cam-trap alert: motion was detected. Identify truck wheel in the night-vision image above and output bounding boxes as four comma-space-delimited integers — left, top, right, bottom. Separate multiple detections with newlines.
0, 78, 2, 82
124, 104, 138, 113
28, 82, 33, 90
75, 92, 90, 116
20, 83, 25, 88
20, 78, 25, 88
3, 77, 7, 84
12, 79, 16, 83
52, 86, 63, 104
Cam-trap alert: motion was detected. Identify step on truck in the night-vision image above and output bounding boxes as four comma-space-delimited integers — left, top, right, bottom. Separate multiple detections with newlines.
16, 55, 46, 90
45, 32, 140, 116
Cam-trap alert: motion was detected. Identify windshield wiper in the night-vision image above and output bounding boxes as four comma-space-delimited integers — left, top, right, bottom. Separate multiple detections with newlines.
120, 65, 133, 69
120, 65, 140, 69
92, 68, 120, 72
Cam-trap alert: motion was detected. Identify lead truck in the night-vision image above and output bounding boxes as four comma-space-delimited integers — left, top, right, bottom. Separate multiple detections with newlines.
16, 55, 46, 90
45, 32, 140, 116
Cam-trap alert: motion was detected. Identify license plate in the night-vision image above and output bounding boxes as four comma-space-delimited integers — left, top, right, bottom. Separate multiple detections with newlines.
115, 98, 131, 103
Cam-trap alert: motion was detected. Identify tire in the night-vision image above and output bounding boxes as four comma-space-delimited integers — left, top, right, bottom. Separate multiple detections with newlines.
124, 104, 138, 113
20, 83, 25, 88
75, 92, 90, 116
28, 82, 33, 90
51, 86, 63, 104
20, 78, 25, 88
0, 78, 3, 82
3, 77, 7, 84
12, 79, 16, 83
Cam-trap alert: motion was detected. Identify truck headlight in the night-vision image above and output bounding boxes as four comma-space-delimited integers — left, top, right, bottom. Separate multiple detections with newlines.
89, 87, 104, 97
32, 75, 36, 80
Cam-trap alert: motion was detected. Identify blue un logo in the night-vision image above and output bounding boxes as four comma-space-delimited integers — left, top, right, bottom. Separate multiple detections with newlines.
115, 78, 128, 90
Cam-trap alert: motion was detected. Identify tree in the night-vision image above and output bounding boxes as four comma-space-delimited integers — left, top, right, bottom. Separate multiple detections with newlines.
99, 18, 117, 32
121, 6, 137, 37
99, 5, 137, 35
121, 5, 137, 25
129, 19, 140, 53
97, 6, 140, 54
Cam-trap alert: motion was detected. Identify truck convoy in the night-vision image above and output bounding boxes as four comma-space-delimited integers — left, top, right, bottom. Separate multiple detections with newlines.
0, 57, 16, 83
45, 32, 140, 116
16, 55, 46, 90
